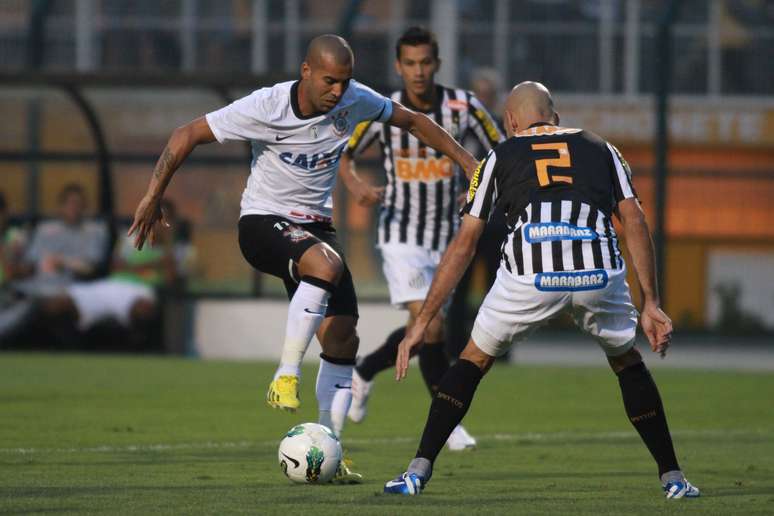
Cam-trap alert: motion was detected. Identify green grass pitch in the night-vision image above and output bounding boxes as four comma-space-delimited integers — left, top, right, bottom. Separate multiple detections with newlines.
1, 353, 773, 515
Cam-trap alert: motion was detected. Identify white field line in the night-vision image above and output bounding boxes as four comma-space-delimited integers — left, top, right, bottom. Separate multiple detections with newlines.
0, 428, 770, 455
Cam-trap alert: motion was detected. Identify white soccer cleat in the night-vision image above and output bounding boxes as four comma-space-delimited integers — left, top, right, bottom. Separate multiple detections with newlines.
347, 369, 373, 423
663, 478, 700, 499
446, 425, 477, 451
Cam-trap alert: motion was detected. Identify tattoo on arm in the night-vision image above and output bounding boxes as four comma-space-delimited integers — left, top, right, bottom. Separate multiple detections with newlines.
153, 146, 176, 181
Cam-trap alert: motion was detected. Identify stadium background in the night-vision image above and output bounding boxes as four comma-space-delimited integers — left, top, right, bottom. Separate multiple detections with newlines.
1, 0, 772, 353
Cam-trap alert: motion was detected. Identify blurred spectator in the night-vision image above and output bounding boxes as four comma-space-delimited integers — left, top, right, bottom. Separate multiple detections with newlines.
15, 183, 108, 288
469, 68, 504, 119
25, 199, 193, 350
0, 192, 27, 287
1, 183, 107, 345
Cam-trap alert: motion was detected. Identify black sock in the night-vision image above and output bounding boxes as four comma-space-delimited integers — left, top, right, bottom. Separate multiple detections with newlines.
355, 326, 406, 382
617, 362, 680, 477
419, 342, 449, 395
415, 359, 483, 465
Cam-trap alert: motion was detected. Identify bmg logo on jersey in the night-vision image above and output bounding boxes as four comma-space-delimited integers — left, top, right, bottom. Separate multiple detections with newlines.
395, 157, 454, 181
279, 143, 346, 171
524, 222, 598, 244
535, 270, 608, 292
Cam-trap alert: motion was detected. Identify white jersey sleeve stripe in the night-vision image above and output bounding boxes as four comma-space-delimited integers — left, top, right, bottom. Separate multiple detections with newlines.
606, 142, 635, 200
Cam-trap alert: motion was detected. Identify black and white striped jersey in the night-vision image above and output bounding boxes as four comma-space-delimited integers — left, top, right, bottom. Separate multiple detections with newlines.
464, 123, 638, 276
346, 85, 503, 251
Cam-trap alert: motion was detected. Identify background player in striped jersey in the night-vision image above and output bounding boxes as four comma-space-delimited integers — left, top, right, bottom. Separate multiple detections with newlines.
337, 27, 503, 450
128, 34, 479, 483
384, 82, 699, 499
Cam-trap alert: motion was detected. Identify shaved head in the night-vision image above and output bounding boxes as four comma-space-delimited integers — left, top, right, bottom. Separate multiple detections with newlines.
503, 81, 558, 137
305, 34, 354, 68
298, 34, 354, 115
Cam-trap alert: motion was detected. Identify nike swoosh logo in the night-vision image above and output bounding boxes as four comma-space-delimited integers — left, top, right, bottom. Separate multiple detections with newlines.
304, 308, 323, 315
280, 452, 300, 468
385, 480, 402, 488
275, 134, 292, 141
334, 384, 351, 389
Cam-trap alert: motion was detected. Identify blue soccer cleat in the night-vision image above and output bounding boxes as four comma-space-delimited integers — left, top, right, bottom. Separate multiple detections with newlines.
663, 478, 700, 499
384, 472, 425, 495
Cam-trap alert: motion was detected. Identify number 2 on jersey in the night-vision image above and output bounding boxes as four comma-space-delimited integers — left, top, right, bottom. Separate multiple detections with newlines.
531, 142, 572, 186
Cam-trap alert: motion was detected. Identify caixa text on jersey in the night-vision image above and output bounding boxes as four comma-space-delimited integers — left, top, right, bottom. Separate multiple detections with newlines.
279, 144, 347, 171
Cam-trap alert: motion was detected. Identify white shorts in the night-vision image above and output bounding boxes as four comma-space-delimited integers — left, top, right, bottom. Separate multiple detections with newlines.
471, 266, 638, 358
379, 243, 443, 309
67, 279, 156, 330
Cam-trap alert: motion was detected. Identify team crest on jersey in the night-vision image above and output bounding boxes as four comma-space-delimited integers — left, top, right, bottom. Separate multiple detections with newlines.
330, 110, 350, 137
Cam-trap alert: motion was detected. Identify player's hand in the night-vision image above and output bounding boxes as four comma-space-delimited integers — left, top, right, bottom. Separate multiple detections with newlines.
395, 323, 425, 381
640, 302, 673, 358
128, 194, 168, 250
351, 182, 384, 207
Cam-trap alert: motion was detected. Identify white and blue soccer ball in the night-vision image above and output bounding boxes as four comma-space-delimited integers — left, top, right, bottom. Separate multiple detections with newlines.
278, 422, 342, 484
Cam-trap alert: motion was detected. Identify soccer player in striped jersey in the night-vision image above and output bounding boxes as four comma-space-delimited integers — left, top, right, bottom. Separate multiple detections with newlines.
384, 82, 699, 499
128, 34, 479, 484
337, 27, 503, 450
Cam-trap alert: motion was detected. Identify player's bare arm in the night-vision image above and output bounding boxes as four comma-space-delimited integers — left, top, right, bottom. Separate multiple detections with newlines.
337, 152, 384, 207
396, 214, 486, 380
616, 197, 673, 356
129, 116, 216, 250
388, 101, 478, 179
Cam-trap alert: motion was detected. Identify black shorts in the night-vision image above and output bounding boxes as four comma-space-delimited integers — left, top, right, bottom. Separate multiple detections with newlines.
238, 214, 358, 318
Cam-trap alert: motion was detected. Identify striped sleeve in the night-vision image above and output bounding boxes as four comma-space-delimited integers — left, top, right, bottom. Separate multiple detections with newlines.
463, 149, 499, 220
346, 120, 380, 156
606, 143, 638, 202
468, 94, 505, 151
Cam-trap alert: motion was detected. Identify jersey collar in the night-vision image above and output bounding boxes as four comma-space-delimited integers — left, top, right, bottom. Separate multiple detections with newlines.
290, 81, 325, 120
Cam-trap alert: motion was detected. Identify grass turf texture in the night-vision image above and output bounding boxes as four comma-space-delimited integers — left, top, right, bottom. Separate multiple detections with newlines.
1, 353, 772, 515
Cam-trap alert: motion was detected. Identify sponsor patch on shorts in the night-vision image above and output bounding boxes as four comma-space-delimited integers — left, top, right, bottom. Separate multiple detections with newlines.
535, 270, 608, 291
524, 222, 598, 244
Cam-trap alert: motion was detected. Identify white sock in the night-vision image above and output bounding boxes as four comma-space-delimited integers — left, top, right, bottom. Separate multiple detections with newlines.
316, 358, 353, 438
273, 280, 331, 381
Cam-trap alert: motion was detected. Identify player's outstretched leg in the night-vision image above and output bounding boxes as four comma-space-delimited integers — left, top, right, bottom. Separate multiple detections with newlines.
348, 326, 406, 423
385, 339, 492, 495
267, 276, 334, 412
609, 347, 700, 499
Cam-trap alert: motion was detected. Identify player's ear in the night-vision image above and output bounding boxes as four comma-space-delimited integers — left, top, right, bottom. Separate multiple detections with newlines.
504, 110, 517, 137
435, 57, 442, 72
552, 111, 560, 125
301, 61, 311, 79
393, 58, 402, 77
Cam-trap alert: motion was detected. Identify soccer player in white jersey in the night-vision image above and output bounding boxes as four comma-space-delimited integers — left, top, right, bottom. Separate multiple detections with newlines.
384, 82, 700, 498
128, 34, 478, 483
335, 27, 504, 451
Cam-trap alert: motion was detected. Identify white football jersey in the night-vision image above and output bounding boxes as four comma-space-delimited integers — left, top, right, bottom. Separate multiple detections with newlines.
206, 79, 393, 223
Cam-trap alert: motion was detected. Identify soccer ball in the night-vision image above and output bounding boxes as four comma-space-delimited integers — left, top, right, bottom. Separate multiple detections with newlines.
278, 423, 342, 484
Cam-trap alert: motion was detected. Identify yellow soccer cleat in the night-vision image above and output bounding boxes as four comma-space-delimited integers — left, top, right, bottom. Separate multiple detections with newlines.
266, 375, 301, 412
331, 457, 363, 484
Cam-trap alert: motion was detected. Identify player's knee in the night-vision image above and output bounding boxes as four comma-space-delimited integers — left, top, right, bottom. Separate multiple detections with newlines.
300, 244, 344, 284
607, 346, 642, 374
